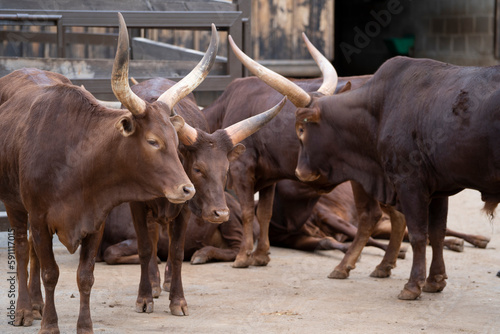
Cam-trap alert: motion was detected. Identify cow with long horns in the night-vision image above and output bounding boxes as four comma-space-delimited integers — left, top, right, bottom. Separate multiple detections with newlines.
0, 11, 246, 332
203, 36, 407, 279
230, 35, 500, 300
113, 22, 286, 315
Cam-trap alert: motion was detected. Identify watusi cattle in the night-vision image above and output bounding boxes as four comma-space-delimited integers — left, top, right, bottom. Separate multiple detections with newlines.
237, 41, 499, 300
119, 30, 286, 315
0, 11, 248, 331
203, 40, 374, 270
97, 192, 245, 265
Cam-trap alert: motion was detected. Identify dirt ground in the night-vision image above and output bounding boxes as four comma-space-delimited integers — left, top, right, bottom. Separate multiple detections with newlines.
1, 189, 499, 334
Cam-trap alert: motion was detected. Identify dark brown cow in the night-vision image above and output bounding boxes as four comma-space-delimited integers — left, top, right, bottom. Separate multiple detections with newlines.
203, 56, 373, 269
123, 41, 286, 314
97, 192, 244, 265
239, 45, 499, 300
0, 15, 207, 334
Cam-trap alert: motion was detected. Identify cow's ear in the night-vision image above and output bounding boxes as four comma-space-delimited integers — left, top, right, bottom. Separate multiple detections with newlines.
115, 115, 136, 137
170, 115, 185, 132
338, 81, 352, 94
228, 143, 246, 162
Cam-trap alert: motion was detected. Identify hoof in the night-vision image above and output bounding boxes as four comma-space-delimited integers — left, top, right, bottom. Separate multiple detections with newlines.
32, 303, 44, 320
445, 238, 464, 252
233, 253, 251, 268
423, 275, 447, 293
14, 309, 34, 327
496, 271, 500, 277
369, 266, 392, 278
39, 326, 60, 334
135, 299, 154, 313
170, 300, 188, 316
398, 288, 421, 300
398, 283, 421, 300
328, 269, 349, 279
163, 281, 171, 292
190, 251, 208, 265
251, 253, 270, 266
152, 286, 162, 298
470, 236, 490, 249
398, 247, 407, 259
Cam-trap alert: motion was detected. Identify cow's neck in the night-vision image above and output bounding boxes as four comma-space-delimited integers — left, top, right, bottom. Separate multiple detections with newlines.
321, 84, 397, 205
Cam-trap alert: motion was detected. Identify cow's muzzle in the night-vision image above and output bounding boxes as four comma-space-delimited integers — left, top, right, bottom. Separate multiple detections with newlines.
166, 183, 196, 204
205, 208, 230, 224
295, 168, 320, 182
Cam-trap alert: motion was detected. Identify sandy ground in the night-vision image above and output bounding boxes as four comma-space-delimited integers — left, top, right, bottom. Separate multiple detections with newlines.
0, 189, 499, 334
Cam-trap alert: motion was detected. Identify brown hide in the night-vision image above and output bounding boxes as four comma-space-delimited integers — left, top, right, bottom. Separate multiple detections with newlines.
0, 68, 192, 330
203, 74, 371, 268
295, 56, 500, 299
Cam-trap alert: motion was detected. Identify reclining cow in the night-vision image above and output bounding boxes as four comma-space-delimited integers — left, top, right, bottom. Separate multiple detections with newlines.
234, 37, 499, 300
0, 11, 213, 332
270, 180, 489, 255
97, 192, 245, 265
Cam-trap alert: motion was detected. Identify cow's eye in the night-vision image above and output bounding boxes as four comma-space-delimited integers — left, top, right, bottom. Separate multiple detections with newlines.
147, 139, 160, 149
193, 167, 202, 174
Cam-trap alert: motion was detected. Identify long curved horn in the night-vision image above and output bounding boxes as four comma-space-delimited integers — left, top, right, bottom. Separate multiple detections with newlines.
302, 33, 338, 96
157, 24, 219, 113
177, 121, 198, 146
111, 13, 146, 116
225, 97, 287, 146
228, 36, 311, 108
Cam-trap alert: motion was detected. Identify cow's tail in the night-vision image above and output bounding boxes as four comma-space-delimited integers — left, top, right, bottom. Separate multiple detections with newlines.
481, 197, 499, 221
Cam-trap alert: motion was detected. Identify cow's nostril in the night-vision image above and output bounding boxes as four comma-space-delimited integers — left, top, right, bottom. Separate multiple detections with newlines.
183, 185, 195, 196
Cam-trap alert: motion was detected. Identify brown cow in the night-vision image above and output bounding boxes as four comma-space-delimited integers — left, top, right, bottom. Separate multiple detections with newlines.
97, 192, 244, 265
0, 11, 246, 332
122, 36, 286, 315
237, 39, 500, 300
203, 53, 375, 269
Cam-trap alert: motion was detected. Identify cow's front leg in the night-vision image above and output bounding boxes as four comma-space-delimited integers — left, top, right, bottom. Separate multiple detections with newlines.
423, 197, 448, 293
76, 224, 105, 334
130, 202, 154, 313
252, 184, 276, 266
232, 187, 256, 268
329, 182, 382, 279
370, 205, 406, 278
168, 206, 189, 316
397, 184, 429, 300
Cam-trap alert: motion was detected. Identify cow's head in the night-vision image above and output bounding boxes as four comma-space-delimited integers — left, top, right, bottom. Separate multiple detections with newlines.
107, 13, 217, 203
178, 97, 287, 223
228, 33, 340, 184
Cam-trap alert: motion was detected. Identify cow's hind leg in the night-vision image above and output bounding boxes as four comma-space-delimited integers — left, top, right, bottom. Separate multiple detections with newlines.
28, 232, 44, 319
423, 197, 448, 293
76, 223, 105, 333
30, 223, 60, 333
252, 184, 276, 266
370, 206, 406, 278
6, 206, 33, 327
